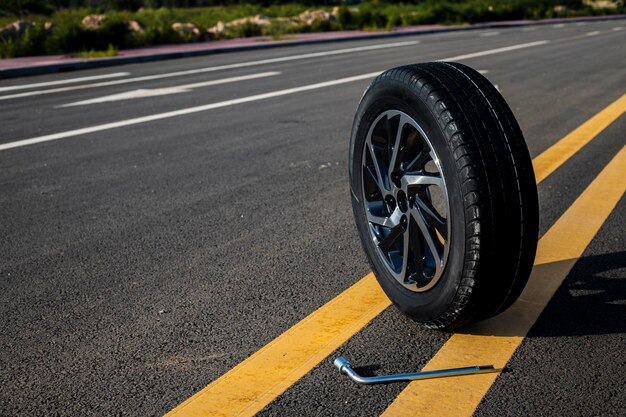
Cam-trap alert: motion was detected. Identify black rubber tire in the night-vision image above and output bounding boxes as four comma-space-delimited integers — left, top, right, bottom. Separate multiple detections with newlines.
349, 62, 539, 329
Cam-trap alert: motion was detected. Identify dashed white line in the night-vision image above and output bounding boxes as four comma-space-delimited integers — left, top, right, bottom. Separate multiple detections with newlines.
0, 40, 551, 152
0, 41, 419, 101
58, 71, 280, 107
586, 31, 601, 36
522, 27, 537, 31
442, 40, 549, 61
479, 31, 500, 37
0, 72, 130, 93
553, 24, 565, 28
613, 27, 623, 31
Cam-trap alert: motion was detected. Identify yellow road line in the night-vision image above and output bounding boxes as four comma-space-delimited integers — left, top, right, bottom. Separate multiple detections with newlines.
164, 273, 390, 417
533, 92, 626, 183
164, 94, 626, 417
381, 144, 626, 417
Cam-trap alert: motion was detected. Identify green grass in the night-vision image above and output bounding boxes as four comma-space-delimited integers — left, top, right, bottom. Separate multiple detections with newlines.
1, 1, 624, 59
73, 43, 118, 58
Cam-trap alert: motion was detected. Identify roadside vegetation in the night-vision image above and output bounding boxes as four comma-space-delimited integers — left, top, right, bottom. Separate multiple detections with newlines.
72, 43, 118, 58
1, 1, 624, 58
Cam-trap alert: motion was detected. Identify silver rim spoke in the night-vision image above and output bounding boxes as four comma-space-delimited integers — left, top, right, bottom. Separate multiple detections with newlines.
367, 142, 389, 193
362, 110, 450, 292
399, 229, 410, 282
365, 162, 385, 196
388, 114, 408, 175
411, 208, 443, 279
403, 147, 430, 172
367, 210, 396, 228
415, 196, 447, 240
402, 173, 444, 189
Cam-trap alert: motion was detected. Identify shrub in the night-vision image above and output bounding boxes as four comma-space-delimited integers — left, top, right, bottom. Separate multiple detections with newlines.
336, 6, 354, 29
310, 18, 333, 32
229, 21, 262, 38
0, 22, 48, 58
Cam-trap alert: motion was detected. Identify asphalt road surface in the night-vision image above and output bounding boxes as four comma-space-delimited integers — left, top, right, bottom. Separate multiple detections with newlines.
1, 19, 625, 417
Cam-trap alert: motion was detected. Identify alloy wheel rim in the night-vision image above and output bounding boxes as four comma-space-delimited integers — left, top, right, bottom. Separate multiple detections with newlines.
361, 110, 450, 292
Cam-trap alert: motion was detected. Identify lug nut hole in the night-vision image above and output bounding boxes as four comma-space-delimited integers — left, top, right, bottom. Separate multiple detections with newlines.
397, 190, 408, 213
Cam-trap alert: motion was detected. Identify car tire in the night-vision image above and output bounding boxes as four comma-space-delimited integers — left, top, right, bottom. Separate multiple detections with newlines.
349, 62, 539, 329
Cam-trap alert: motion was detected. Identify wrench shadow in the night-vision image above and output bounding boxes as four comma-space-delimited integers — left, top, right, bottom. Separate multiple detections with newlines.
458, 250, 626, 338
351, 364, 381, 377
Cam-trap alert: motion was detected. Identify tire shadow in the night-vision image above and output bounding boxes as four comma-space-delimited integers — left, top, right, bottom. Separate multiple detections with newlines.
459, 250, 626, 338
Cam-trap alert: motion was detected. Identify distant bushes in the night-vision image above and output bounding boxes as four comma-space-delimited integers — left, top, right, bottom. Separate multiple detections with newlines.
1, 1, 624, 58
1, 10, 144, 58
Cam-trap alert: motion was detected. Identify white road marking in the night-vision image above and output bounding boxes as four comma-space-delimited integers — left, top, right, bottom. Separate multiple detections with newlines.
0, 41, 419, 102
553, 24, 565, 28
0, 72, 382, 151
0, 40, 551, 152
479, 31, 500, 37
586, 31, 600, 36
62, 88, 189, 106
59, 71, 280, 107
576, 22, 587, 26
522, 27, 537, 31
0, 72, 130, 93
442, 40, 549, 61
613, 27, 624, 31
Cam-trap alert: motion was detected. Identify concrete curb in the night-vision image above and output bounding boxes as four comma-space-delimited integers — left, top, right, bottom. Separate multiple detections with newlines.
1, 14, 625, 79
